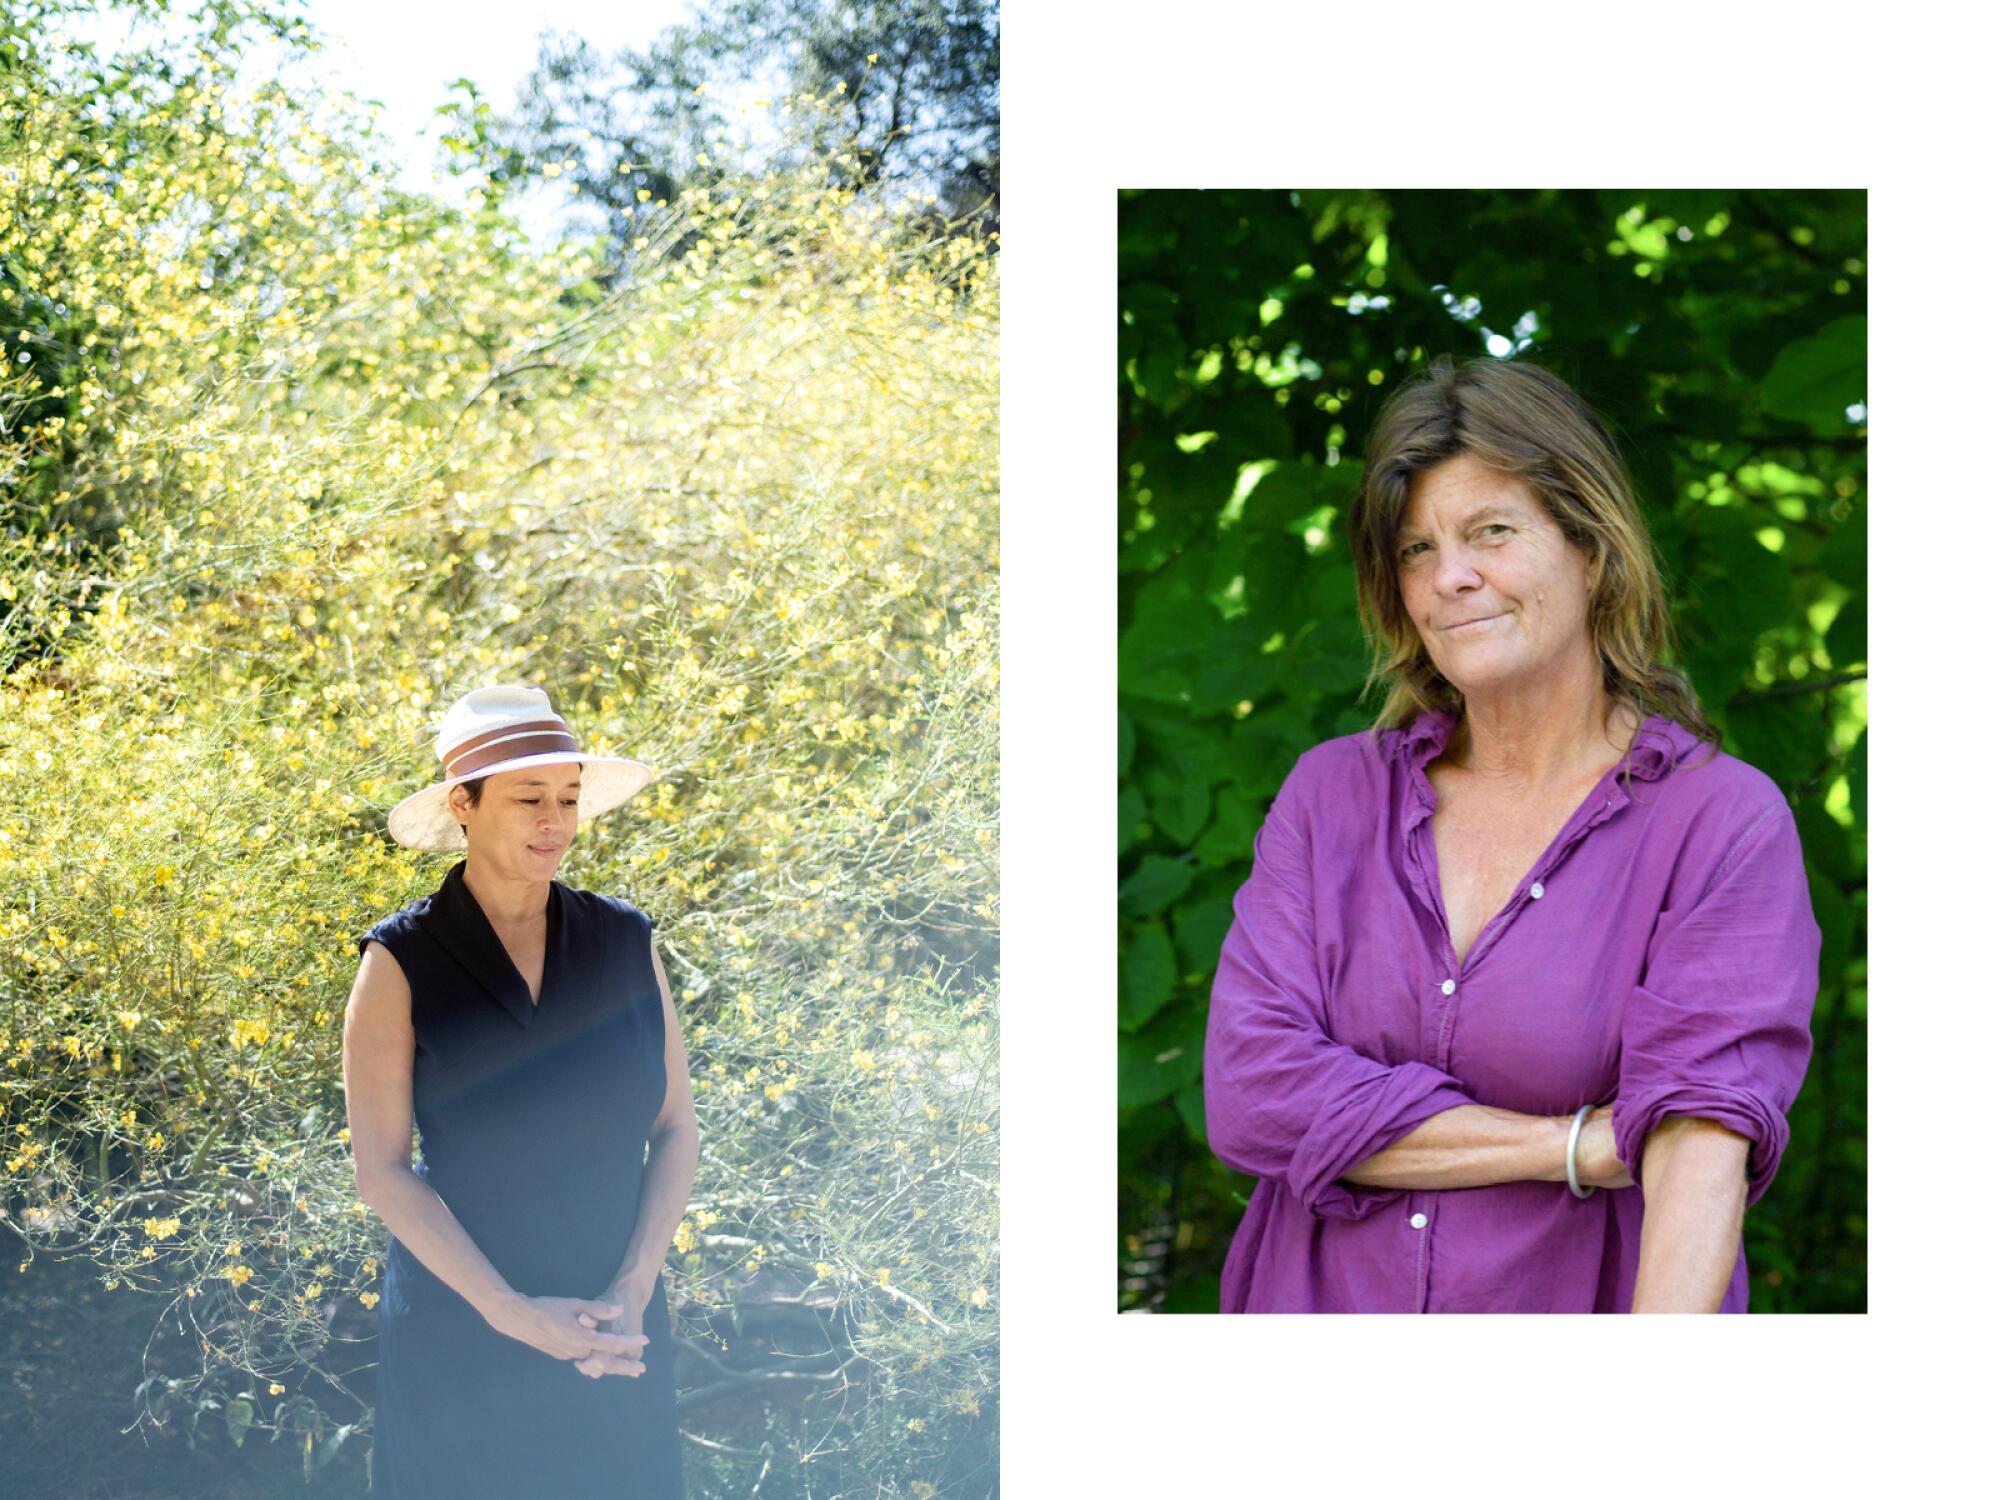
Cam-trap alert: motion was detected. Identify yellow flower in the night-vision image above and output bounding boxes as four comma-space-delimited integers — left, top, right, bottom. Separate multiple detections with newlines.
814, 1262, 834, 1280
875, 1267, 891, 1286
269, 1382, 285, 1395
359, 1290, 380, 1309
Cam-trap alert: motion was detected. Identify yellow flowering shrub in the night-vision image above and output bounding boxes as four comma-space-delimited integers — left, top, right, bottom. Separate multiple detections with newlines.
0, 8, 995, 1495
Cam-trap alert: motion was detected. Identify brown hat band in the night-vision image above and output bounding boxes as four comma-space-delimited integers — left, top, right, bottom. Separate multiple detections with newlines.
442, 718, 578, 780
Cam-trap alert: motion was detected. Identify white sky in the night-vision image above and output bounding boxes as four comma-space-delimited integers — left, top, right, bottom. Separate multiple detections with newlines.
52, 0, 708, 245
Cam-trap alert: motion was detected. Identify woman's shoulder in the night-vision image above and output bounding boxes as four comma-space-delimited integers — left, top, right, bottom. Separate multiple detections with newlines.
561, 882, 654, 939
1635, 719, 1802, 872
356, 893, 433, 962
1646, 719, 1790, 820
1264, 723, 1410, 832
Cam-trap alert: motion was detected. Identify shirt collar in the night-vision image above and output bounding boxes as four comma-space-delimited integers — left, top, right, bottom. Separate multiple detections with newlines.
1383, 705, 1696, 786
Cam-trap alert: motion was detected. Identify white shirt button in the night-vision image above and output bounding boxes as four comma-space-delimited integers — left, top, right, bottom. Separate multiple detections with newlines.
1530, 882, 1545, 899
1410, 1212, 1428, 1229
1440, 979, 1456, 996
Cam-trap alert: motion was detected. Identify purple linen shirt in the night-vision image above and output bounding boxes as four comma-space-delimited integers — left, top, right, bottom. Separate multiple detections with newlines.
1203, 708, 1820, 1313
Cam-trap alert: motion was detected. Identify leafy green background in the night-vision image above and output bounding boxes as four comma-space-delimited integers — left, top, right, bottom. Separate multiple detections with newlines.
1116, 189, 1866, 1315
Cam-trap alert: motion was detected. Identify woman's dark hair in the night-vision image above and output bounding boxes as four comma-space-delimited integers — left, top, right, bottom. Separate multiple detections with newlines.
1347, 353, 1718, 748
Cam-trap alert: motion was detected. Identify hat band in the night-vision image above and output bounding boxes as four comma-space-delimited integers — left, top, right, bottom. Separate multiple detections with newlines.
442, 720, 579, 780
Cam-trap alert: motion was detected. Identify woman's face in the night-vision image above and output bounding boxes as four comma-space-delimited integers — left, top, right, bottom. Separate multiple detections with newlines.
1394, 453, 1598, 704
455, 764, 582, 875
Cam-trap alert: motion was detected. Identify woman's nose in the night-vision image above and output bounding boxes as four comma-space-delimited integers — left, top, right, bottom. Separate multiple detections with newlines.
1432, 543, 1483, 593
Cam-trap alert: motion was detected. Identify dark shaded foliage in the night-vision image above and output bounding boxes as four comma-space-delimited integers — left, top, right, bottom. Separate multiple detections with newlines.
1117, 188, 1865, 1315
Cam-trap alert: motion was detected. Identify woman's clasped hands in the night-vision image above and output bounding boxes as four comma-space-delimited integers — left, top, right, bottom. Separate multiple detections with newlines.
488, 1282, 651, 1378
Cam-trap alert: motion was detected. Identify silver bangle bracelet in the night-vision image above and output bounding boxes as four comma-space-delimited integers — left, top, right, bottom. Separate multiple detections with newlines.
1566, 1104, 1598, 1199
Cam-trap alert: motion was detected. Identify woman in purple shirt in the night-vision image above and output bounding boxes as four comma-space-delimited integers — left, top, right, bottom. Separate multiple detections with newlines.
1204, 356, 1819, 1313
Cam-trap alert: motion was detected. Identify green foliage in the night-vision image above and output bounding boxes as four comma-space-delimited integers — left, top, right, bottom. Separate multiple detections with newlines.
0, 5, 996, 1494
1117, 188, 1866, 1315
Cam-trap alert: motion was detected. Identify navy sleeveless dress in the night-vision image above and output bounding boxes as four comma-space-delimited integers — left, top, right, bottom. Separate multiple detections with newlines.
357, 859, 684, 1498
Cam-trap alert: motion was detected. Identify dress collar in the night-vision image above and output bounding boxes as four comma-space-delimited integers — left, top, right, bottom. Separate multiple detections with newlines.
416, 859, 562, 1029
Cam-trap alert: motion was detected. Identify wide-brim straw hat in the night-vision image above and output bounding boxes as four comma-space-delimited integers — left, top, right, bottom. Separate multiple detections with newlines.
386, 684, 654, 853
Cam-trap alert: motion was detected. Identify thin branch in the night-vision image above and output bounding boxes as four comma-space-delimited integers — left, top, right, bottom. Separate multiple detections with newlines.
1726, 669, 1866, 708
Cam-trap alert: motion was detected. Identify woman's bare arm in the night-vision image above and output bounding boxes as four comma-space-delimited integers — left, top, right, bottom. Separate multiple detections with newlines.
342, 944, 522, 1327
610, 943, 700, 1295
1629, 1116, 1749, 1313
1339, 1103, 1633, 1191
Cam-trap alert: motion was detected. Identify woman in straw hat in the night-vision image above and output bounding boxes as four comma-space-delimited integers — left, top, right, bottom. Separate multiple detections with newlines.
342, 684, 694, 1497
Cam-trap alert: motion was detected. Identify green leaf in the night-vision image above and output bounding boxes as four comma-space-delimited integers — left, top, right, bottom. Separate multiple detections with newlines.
1174, 1083, 1208, 1144
315, 1424, 354, 1474
1159, 1272, 1220, 1313
1118, 1000, 1207, 1108
1821, 507, 1865, 591
1173, 890, 1238, 977
1760, 315, 1866, 425
1120, 566, 1280, 711
226, 1395, 254, 1449
1848, 728, 1867, 827
1193, 783, 1262, 866
1721, 694, 1820, 797
1117, 783, 1148, 858
1125, 701, 1231, 786
1795, 798, 1855, 885
1824, 598, 1865, 668
1117, 708, 1136, 777
1140, 771, 1211, 847
1807, 868, 1856, 995
1120, 854, 1195, 917
1120, 922, 1178, 1032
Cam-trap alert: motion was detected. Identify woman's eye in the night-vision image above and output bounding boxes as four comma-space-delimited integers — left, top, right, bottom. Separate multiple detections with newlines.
1481, 524, 1510, 537
1399, 541, 1428, 559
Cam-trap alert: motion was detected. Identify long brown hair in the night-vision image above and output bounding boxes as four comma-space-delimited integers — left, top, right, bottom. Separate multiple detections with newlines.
1346, 354, 1718, 748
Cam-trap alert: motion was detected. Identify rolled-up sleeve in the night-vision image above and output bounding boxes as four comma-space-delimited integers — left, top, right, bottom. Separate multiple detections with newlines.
1612, 797, 1820, 1206
1204, 763, 1477, 1220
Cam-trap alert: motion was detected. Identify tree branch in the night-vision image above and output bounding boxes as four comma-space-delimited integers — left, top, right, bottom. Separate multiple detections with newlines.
1726, 669, 1865, 708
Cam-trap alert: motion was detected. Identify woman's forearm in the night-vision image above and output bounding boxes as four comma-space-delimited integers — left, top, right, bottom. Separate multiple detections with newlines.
1340, 1103, 1616, 1191
358, 1164, 521, 1325
613, 1119, 700, 1293
1630, 1116, 1750, 1313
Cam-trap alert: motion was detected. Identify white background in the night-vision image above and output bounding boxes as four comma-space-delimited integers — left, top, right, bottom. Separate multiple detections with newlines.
1001, 1, 1987, 1494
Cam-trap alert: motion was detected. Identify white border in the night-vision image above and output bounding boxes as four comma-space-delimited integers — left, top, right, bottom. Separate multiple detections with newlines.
1003, 2, 1989, 1494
